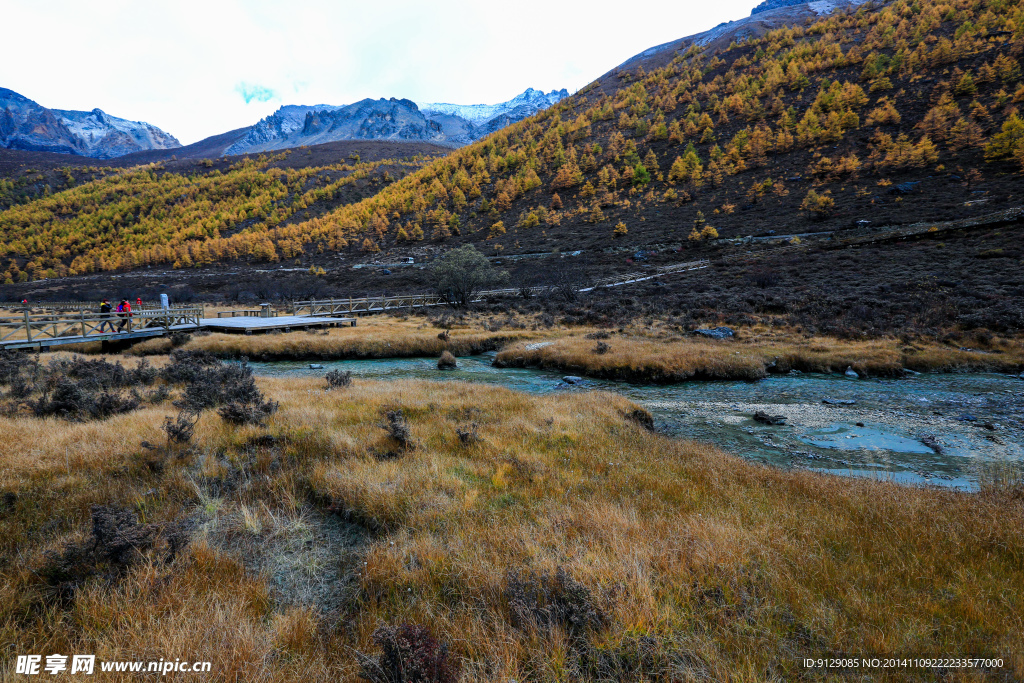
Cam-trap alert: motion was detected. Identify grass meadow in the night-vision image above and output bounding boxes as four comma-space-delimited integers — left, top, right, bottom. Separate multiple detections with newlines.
1, 363, 1021, 680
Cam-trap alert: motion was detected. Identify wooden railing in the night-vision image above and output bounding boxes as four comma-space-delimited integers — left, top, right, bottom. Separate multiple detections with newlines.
0, 307, 203, 347
291, 294, 447, 317
217, 309, 263, 318
0, 301, 171, 313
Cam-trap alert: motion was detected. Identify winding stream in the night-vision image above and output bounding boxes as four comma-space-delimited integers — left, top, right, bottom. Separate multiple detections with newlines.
250, 354, 1024, 491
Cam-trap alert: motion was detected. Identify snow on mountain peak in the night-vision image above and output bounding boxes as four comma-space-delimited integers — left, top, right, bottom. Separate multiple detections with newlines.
417, 88, 569, 125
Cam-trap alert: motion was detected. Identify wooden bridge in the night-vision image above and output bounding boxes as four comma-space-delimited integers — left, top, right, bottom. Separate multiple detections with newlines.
0, 307, 203, 350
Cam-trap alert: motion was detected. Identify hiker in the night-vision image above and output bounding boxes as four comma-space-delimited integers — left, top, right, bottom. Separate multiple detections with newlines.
136, 297, 142, 308
116, 298, 133, 332
98, 298, 115, 333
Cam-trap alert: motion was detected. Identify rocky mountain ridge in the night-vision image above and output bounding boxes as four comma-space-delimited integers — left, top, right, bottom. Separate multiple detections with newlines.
0, 88, 180, 159
223, 88, 569, 155
610, 0, 872, 76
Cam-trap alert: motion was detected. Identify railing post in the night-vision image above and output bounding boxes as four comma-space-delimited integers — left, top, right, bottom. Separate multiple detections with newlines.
81, 310, 86, 338
23, 310, 32, 342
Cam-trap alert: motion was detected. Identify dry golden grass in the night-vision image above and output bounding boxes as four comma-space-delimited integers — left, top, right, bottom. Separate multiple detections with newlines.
127, 315, 557, 361
1, 368, 1022, 681
495, 331, 1024, 382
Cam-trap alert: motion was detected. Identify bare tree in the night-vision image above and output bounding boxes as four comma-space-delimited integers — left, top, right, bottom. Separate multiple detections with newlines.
548, 254, 592, 302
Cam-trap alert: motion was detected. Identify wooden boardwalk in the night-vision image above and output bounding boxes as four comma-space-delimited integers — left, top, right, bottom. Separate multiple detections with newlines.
0, 256, 714, 351
0, 308, 203, 351
201, 315, 355, 334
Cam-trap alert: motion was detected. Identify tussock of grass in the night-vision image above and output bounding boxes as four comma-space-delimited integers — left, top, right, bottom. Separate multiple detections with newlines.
495, 332, 1024, 382
1, 370, 1022, 680
157, 318, 549, 361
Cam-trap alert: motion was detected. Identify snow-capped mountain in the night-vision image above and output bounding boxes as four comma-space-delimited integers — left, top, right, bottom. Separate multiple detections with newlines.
223, 88, 569, 156
418, 88, 569, 125
0, 87, 180, 158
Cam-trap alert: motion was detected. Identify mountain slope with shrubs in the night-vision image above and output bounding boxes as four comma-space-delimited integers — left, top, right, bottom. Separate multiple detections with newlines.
0, 143, 446, 281
316, 0, 1024, 257
1, 0, 1024, 292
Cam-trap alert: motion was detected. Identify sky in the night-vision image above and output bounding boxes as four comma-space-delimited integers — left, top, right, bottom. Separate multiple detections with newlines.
3, 0, 758, 145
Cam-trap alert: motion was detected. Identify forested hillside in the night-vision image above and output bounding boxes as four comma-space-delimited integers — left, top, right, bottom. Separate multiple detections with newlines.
1, 0, 1023, 282
0, 145, 442, 282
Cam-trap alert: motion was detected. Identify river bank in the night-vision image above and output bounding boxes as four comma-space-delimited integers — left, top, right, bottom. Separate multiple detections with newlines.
116, 316, 1024, 383
251, 355, 1024, 491
493, 332, 1024, 382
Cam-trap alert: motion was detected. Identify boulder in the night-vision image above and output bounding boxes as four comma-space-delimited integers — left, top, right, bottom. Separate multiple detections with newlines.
562, 376, 584, 385
309, 363, 324, 370
844, 366, 860, 379
888, 181, 921, 195
753, 410, 787, 426
694, 327, 735, 340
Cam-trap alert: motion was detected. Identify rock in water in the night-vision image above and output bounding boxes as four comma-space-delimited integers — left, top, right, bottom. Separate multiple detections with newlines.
562, 376, 584, 385
822, 398, 856, 405
845, 366, 860, 379
753, 410, 787, 425
309, 363, 324, 369
437, 351, 457, 370
694, 327, 735, 340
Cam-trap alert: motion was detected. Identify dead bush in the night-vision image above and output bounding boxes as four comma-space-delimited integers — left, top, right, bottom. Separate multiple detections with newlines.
325, 369, 353, 389
593, 341, 611, 354
504, 567, 607, 642
357, 623, 460, 683
160, 349, 221, 385
175, 359, 272, 416
163, 409, 200, 445
32, 378, 141, 421
430, 311, 455, 329
0, 348, 24, 385
455, 424, 479, 446
41, 506, 195, 601
218, 398, 279, 426
169, 332, 192, 348
48, 356, 156, 391
380, 408, 412, 449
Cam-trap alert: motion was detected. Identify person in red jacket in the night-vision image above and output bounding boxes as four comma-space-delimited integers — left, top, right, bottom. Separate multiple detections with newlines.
116, 299, 133, 332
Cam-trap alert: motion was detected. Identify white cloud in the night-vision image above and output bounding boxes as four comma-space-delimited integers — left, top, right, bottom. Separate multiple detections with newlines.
1, 0, 757, 144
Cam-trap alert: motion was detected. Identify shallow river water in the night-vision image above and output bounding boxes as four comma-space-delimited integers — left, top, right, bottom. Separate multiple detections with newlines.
250, 354, 1024, 491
